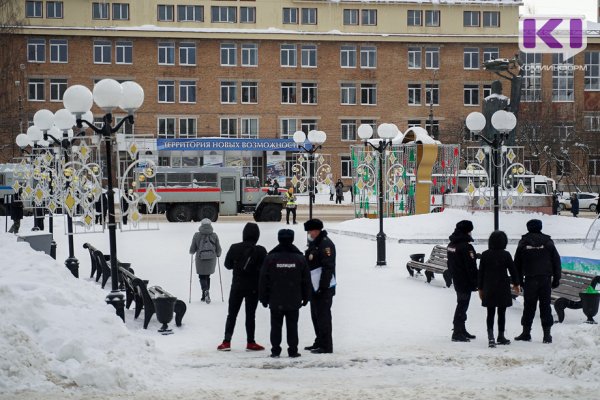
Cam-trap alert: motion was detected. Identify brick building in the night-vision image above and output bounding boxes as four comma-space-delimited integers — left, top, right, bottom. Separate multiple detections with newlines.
1, 0, 600, 190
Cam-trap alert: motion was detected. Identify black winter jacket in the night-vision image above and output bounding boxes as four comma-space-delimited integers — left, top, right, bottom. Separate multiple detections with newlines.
305, 230, 336, 295
514, 232, 561, 285
478, 249, 518, 308
447, 230, 478, 293
259, 243, 311, 311
224, 223, 267, 292
10, 193, 24, 221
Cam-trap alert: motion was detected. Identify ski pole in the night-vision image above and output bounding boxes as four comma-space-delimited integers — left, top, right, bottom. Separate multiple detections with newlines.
189, 254, 193, 303
217, 256, 224, 302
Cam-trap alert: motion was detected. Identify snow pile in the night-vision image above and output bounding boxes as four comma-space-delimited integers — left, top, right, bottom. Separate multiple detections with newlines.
0, 233, 166, 393
545, 324, 600, 382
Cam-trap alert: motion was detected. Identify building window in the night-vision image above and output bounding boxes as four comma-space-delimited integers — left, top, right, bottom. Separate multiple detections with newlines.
114, 116, 133, 135
283, 7, 298, 24
341, 83, 357, 105
521, 52, 542, 102
93, 40, 112, 64
464, 11, 480, 27
179, 81, 196, 103
483, 47, 499, 62
112, 3, 129, 20
241, 43, 258, 66
425, 120, 439, 137
361, 83, 377, 105
556, 158, 571, 176
343, 9, 358, 25
554, 124, 574, 141
220, 118, 237, 138
362, 10, 377, 26
179, 118, 197, 138
341, 155, 352, 178
240, 7, 256, 23
281, 82, 297, 104
483, 84, 492, 99
301, 8, 317, 25
340, 45, 357, 68
157, 4, 174, 21
26, 1, 43, 17
178, 5, 203, 22
241, 82, 258, 104
115, 40, 132, 64
211, 6, 236, 23
280, 44, 297, 67
464, 47, 479, 69
158, 80, 175, 103
585, 115, 600, 131
28, 78, 44, 101
221, 81, 237, 104
408, 84, 421, 105
92, 2, 109, 19
408, 46, 421, 69
464, 84, 479, 106
360, 46, 376, 68
585, 51, 600, 90
158, 42, 175, 65
179, 42, 196, 65
220, 43, 237, 66
407, 10, 422, 26
301, 119, 317, 134
241, 118, 259, 138
280, 118, 297, 139
50, 78, 67, 102
425, 47, 439, 69
589, 159, 600, 176
46, 1, 63, 18
28, 38, 45, 63
425, 10, 440, 27
301, 45, 317, 67
49, 39, 67, 63
407, 120, 421, 128
483, 11, 500, 27
158, 117, 176, 138
301, 83, 317, 104
552, 54, 574, 102
425, 84, 439, 105
341, 120, 357, 141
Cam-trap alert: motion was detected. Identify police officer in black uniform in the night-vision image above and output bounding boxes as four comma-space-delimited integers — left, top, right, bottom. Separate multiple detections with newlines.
303, 219, 336, 354
514, 219, 561, 344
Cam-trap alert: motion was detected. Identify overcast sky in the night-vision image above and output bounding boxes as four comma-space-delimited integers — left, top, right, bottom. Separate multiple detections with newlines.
522, 0, 596, 21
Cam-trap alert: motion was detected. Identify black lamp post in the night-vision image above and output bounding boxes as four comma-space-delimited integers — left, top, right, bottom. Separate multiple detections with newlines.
466, 110, 517, 231
293, 130, 327, 220
63, 79, 144, 321
357, 123, 400, 267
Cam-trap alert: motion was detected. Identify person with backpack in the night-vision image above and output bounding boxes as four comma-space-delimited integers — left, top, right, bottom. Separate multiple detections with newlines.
217, 223, 267, 352
189, 218, 222, 303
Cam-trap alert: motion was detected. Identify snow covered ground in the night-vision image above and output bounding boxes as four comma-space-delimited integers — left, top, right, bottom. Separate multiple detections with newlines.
1, 210, 600, 400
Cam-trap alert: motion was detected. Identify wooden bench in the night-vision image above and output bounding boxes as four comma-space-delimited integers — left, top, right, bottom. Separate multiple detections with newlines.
82, 243, 129, 289
513, 270, 600, 323
406, 245, 452, 287
119, 266, 187, 329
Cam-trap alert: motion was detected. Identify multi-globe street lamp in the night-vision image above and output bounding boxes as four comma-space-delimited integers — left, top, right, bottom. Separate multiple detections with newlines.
292, 130, 327, 220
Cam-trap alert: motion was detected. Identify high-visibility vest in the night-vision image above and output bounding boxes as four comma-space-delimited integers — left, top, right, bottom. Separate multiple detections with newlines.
285, 192, 297, 208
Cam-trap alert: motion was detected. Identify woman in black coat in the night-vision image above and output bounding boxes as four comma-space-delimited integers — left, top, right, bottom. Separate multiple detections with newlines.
478, 230, 520, 348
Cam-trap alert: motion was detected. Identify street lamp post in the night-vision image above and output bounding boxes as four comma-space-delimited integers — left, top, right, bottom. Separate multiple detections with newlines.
63, 79, 144, 321
293, 130, 327, 220
357, 123, 400, 267
466, 110, 517, 231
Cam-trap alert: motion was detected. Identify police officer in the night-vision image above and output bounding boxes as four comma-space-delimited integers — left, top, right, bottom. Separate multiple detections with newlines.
514, 219, 561, 344
259, 229, 311, 358
304, 219, 336, 354
447, 220, 478, 342
284, 187, 297, 225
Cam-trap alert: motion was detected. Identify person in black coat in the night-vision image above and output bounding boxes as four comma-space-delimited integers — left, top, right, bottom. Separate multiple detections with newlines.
551, 193, 559, 215
514, 219, 561, 344
259, 229, 311, 358
218, 223, 267, 352
447, 220, 478, 342
335, 179, 344, 204
478, 231, 520, 348
8, 190, 24, 234
304, 218, 337, 354
571, 193, 579, 217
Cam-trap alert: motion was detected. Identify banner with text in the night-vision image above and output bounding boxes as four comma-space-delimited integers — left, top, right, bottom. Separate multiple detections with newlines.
157, 138, 300, 152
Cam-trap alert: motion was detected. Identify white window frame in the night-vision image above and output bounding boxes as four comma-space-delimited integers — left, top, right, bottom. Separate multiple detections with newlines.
50, 78, 67, 102
280, 118, 297, 139
341, 155, 352, 178
220, 43, 237, 66
425, 47, 439, 69
221, 81, 237, 104
177, 5, 203, 22
241, 118, 259, 138
521, 52, 542, 102
360, 46, 376, 69
28, 79, 45, 101
483, 47, 499, 63
281, 82, 297, 104
362, 9, 377, 26
585, 51, 600, 91
343, 9, 358, 26
220, 118, 238, 138
158, 42, 175, 65
340, 45, 357, 68
584, 115, 600, 132
463, 11, 480, 27
115, 40, 132, 64
241, 43, 258, 67
552, 54, 574, 102
26, 1, 43, 18
425, 84, 439, 106
341, 120, 357, 141
463, 84, 479, 106
179, 117, 197, 138
46, 1, 63, 19
301, 119, 317, 134
92, 2, 109, 20
483, 11, 500, 28
211, 6, 236, 23
241, 82, 258, 104
283, 8, 298, 24
179, 42, 196, 66
280, 44, 297, 67
240, 7, 256, 23
301, 83, 318, 105
341, 83, 357, 105
408, 84, 422, 106
407, 10, 422, 26
179, 80, 196, 104
158, 80, 175, 103
157, 117, 177, 138
301, 45, 317, 68
112, 3, 129, 20
360, 83, 377, 105
301, 8, 317, 25
157, 4, 174, 21
408, 46, 421, 69
28, 38, 45, 63
93, 40, 112, 64
464, 47, 479, 70
425, 10, 440, 27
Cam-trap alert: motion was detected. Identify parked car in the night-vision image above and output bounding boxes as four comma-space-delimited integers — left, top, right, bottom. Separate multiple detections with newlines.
558, 192, 599, 212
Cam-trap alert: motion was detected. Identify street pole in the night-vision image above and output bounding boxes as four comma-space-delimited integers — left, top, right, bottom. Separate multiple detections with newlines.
48, 162, 57, 260
308, 152, 314, 220
376, 140, 386, 266
492, 138, 500, 231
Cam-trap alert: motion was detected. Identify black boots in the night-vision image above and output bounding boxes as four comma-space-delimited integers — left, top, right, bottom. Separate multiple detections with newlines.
487, 329, 496, 348
464, 330, 476, 340
496, 332, 511, 345
514, 326, 532, 342
543, 326, 552, 344
451, 325, 471, 342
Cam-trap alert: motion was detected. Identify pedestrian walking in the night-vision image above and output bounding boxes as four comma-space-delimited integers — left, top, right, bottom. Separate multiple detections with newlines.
189, 218, 222, 304
570, 193, 579, 217
8, 190, 24, 234
304, 218, 336, 354
447, 220, 478, 342
329, 182, 335, 202
551, 193, 559, 215
259, 229, 311, 358
514, 219, 561, 344
217, 222, 268, 352
284, 187, 297, 225
335, 179, 344, 204
478, 230, 520, 348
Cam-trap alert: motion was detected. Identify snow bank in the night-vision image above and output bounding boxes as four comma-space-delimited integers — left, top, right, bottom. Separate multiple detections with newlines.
546, 324, 600, 382
0, 233, 165, 393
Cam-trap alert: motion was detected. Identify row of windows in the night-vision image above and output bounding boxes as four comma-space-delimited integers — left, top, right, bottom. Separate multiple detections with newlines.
25, 1, 63, 18
157, 5, 256, 23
